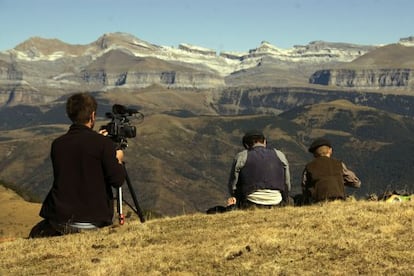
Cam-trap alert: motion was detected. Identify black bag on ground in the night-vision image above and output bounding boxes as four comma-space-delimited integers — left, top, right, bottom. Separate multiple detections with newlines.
206, 204, 236, 214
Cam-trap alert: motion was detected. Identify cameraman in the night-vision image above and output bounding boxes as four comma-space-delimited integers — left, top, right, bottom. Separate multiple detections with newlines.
29, 93, 125, 238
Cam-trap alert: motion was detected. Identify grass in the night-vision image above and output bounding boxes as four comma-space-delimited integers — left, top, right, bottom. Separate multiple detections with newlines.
0, 185, 41, 238
1, 199, 413, 275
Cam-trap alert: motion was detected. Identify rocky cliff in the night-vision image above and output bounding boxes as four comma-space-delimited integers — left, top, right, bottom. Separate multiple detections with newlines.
74, 69, 225, 88
309, 43, 414, 89
309, 68, 413, 88
215, 87, 414, 117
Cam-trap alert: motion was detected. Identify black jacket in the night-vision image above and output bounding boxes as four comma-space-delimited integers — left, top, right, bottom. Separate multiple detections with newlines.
39, 124, 125, 224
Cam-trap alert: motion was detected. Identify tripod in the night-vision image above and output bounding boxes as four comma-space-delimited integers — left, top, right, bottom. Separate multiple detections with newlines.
116, 163, 146, 224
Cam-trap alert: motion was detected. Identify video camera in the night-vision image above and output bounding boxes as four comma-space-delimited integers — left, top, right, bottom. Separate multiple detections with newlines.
100, 104, 146, 223
100, 104, 144, 149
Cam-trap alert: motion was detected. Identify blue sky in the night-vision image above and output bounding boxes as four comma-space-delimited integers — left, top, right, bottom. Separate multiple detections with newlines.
1, 0, 413, 52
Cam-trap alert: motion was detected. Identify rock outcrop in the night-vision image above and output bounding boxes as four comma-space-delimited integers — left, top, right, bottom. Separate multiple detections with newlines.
309, 68, 413, 88
216, 87, 414, 117
78, 70, 225, 88
0, 61, 23, 80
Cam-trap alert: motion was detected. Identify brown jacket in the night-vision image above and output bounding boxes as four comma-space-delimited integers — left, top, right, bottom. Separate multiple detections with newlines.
302, 156, 361, 202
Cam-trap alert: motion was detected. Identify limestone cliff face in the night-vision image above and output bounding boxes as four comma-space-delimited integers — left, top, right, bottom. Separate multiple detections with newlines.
0, 62, 23, 80
309, 69, 413, 88
78, 70, 225, 88
215, 87, 414, 117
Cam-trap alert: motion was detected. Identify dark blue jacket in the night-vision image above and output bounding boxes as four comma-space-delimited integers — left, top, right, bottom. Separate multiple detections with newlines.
229, 146, 288, 200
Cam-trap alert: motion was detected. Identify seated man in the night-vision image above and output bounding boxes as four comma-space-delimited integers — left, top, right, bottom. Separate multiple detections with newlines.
29, 93, 125, 238
227, 130, 291, 209
301, 138, 361, 203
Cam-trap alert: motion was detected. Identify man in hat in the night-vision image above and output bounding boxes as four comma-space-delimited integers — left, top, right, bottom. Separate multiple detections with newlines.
227, 130, 291, 209
301, 138, 361, 204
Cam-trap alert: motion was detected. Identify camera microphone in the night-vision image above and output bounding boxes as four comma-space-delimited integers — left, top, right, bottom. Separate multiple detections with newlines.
112, 104, 127, 114
112, 104, 138, 115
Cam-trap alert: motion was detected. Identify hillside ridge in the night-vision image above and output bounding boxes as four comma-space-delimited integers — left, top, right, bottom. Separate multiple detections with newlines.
1, 198, 413, 275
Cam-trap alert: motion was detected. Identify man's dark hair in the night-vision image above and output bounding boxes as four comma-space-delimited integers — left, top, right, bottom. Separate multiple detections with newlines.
66, 93, 97, 124
242, 130, 265, 149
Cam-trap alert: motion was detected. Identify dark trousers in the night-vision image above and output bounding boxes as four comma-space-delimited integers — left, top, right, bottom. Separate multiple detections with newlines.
29, 220, 63, 238
28, 219, 105, 238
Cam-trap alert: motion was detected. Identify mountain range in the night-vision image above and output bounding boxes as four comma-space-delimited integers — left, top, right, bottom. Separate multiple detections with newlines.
0, 32, 414, 216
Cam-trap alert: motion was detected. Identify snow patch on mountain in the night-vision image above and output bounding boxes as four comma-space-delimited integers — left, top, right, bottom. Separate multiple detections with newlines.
10, 49, 76, 61
399, 36, 414, 46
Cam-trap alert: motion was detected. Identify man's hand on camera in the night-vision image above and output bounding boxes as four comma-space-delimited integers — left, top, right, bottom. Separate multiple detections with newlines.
116, 150, 124, 164
99, 129, 108, 136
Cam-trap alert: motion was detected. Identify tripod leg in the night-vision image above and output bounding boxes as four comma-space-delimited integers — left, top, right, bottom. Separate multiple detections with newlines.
117, 187, 125, 225
123, 164, 146, 223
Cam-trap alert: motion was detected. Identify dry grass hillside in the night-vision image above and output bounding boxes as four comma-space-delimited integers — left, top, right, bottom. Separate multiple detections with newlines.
0, 185, 413, 275
0, 185, 40, 240
3, 98, 414, 216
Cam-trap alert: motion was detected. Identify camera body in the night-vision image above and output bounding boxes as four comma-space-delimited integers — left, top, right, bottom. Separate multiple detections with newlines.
100, 104, 143, 149
103, 120, 136, 139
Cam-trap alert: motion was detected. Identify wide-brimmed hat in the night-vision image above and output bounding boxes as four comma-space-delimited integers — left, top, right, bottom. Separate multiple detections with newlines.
308, 138, 332, 153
